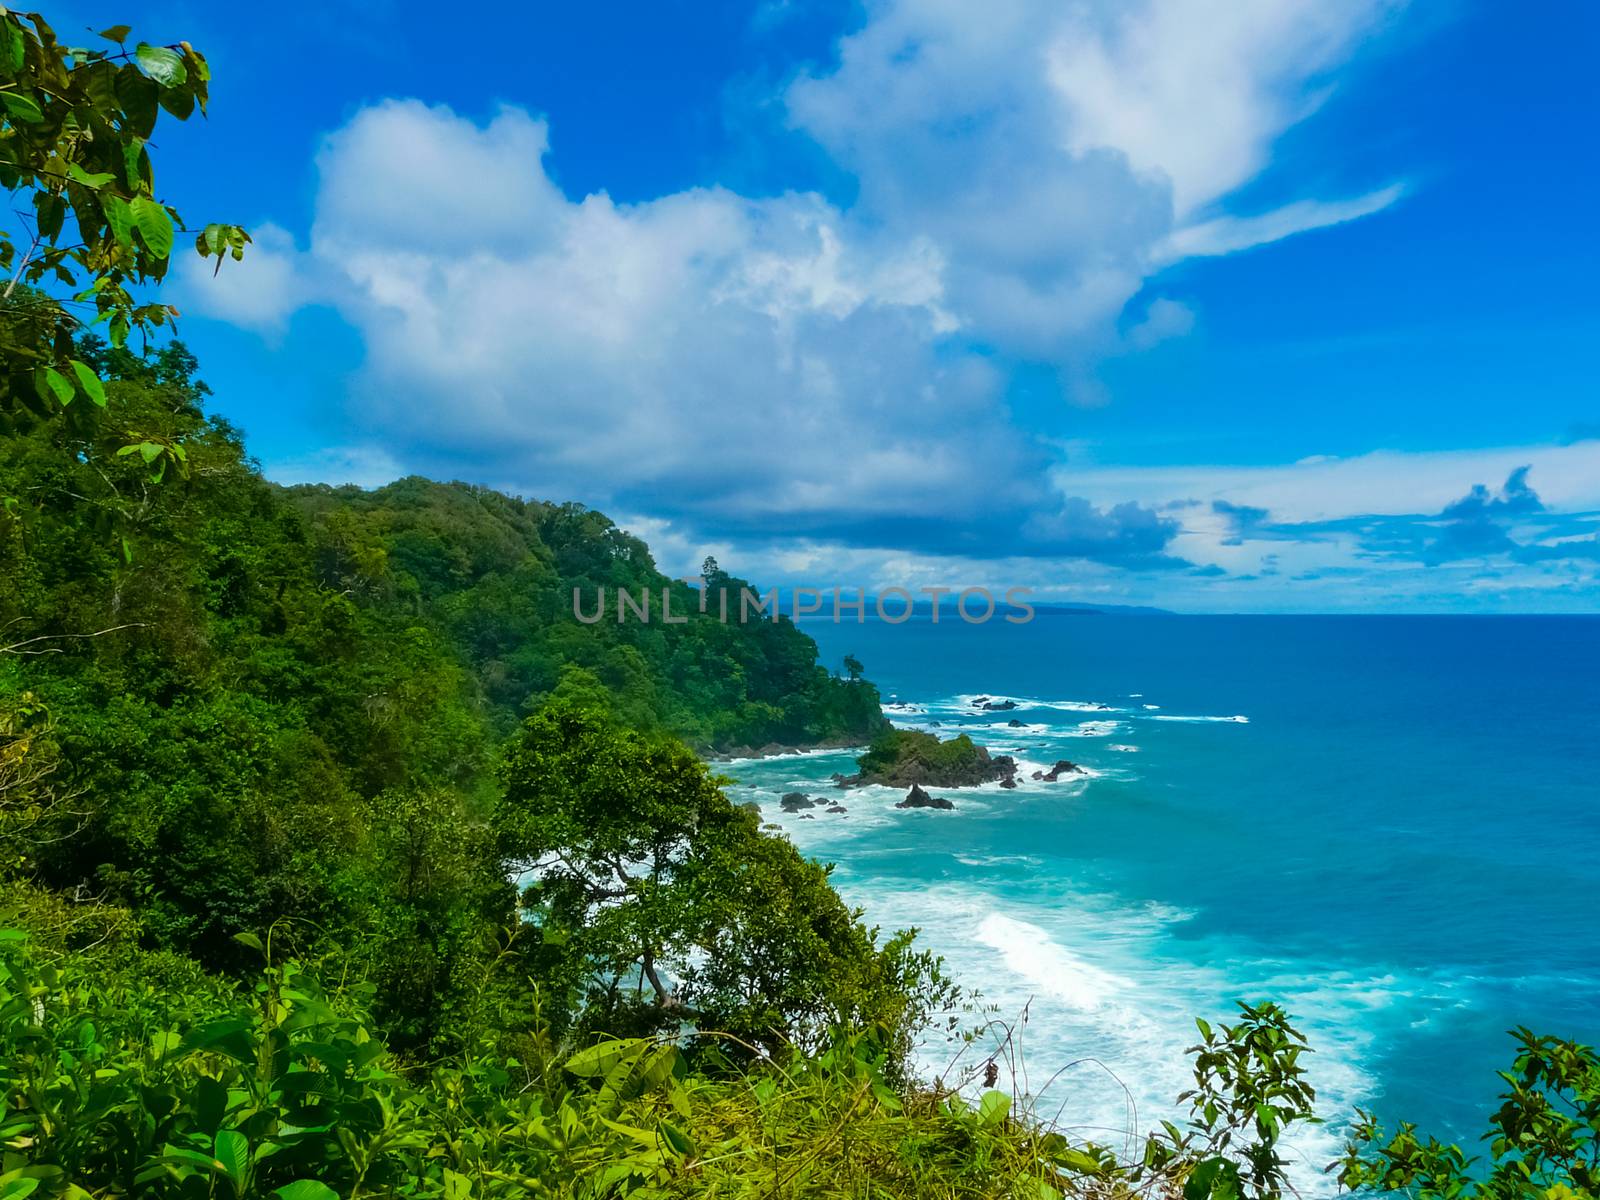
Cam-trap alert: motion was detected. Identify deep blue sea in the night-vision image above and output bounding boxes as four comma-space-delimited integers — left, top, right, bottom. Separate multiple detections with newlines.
724, 613, 1600, 1195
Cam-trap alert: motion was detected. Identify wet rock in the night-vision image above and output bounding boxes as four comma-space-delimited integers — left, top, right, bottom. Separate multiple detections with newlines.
896, 783, 955, 810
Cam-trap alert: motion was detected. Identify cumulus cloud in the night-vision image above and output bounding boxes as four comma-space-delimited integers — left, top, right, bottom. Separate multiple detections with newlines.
185, 1, 1409, 567
786, 0, 1405, 356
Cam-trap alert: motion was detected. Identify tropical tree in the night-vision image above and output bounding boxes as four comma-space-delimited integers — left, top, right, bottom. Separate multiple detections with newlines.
495, 702, 950, 1056
0, 8, 246, 456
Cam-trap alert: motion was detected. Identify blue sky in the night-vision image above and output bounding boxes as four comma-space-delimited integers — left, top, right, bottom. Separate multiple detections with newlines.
57, 0, 1600, 610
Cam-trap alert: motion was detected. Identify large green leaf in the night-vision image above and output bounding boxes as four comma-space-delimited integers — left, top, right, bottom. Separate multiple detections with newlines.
978, 1089, 1011, 1128
0, 20, 25, 75
272, 1182, 338, 1200
100, 194, 134, 247
68, 360, 107, 408
565, 1038, 643, 1078
39, 367, 75, 406
213, 1131, 248, 1195
1, 91, 43, 124
113, 64, 158, 138
134, 44, 186, 87
130, 197, 174, 258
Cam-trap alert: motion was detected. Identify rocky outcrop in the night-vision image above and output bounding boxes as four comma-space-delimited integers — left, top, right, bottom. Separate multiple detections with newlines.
836, 729, 1020, 788
780, 792, 819, 812
895, 783, 955, 810
826, 804, 847, 814
1007, 718, 1024, 727
1029, 759, 1084, 782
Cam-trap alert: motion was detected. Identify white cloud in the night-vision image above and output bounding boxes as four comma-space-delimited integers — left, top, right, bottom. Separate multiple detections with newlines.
1160, 184, 1405, 260
231, 100, 1039, 531
1047, 0, 1404, 216
787, 0, 1406, 353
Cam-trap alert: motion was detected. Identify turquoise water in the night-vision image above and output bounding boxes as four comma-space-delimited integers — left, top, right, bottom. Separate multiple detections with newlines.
724, 614, 1600, 1193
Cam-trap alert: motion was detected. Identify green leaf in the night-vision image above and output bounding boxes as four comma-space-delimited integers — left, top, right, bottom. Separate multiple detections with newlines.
41, 367, 75, 406
978, 1089, 1011, 1128
272, 1183, 338, 1200
114, 67, 158, 139
213, 1131, 247, 1195
99, 25, 133, 43
565, 1038, 642, 1078
158, 85, 195, 120
68, 360, 107, 407
68, 163, 117, 189
0, 19, 26, 75
130, 197, 174, 258
232, 931, 264, 954
1183, 1157, 1243, 1200
1, 91, 44, 124
658, 1120, 695, 1159
134, 43, 186, 87
101, 194, 135, 247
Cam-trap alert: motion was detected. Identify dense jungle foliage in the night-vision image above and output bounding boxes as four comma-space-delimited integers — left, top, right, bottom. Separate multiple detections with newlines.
0, 339, 894, 1042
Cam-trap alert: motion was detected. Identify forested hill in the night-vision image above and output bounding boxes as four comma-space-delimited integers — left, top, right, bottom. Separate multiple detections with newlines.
284, 476, 886, 749
0, 341, 884, 982
1, 340, 883, 752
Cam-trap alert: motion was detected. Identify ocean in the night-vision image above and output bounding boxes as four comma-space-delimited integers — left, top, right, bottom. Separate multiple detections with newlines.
722, 613, 1600, 1194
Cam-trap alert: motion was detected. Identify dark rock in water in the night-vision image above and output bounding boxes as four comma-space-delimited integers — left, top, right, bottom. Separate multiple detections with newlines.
928, 720, 942, 726
780, 792, 818, 812
760, 742, 799, 757
981, 699, 1018, 711
1008, 718, 1024, 727
895, 783, 955, 810
999, 776, 1017, 789
799, 813, 814, 819
1096, 704, 1111, 711
972, 696, 991, 706
826, 804, 847, 814
1030, 770, 1043, 780
1039, 759, 1083, 782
